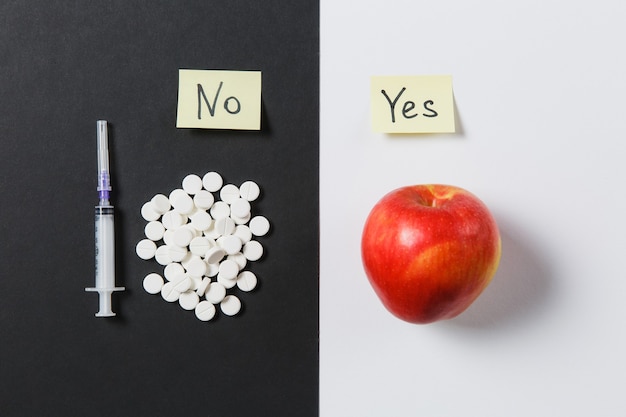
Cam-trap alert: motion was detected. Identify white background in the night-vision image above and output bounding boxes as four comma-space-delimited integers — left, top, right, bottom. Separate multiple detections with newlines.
320, 1, 626, 415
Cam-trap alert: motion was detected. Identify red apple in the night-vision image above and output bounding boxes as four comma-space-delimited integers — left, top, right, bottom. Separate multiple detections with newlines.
361, 184, 501, 324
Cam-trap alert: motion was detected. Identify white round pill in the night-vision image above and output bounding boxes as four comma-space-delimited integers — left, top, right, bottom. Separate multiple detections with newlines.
179, 290, 200, 310
220, 295, 241, 316
202, 171, 223, 192
169, 188, 187, 202
214, 216, 235, 236
239, 180, 261, 201
185, 225, 202, 240
169, 245, 188, 262
234, 225, 252, 244
249, 215, 270, 237
218, 259, 239, 280
151, 194, 171, 214
164, 262, 185, 281
173, 227, 194, 247
161, 282, 181, 302
219, 184, 240, 204
195, 300, 216, 321
228, 252, 247, 270
182, 174, 203, 195
217, 274, 237, 289
171, 192, 194, 215
205, 282, 226, 304
144, 220, 165, 241
154, 244, 173, 265
173, 275, 192, 293
220, 234, 242, 255
193, 190, 215, 210
243, 240, 263, 261
195, 277, 211, 296
206, 262, 219, 277
185, 256, 207, 277
136, 239, 157, 260
189, 236, 212, 256
141, 201, 161, 222
205, 246, 226, 264
161, 210, 185, 230
143, 273, 164, 294
203, 223, 221, 240
181, 252, 196, 269
190, 222, 203, 234
190, 210, 212, 231
210, 201, 231, 219
231, 212, 251, 225
237, 271, 257, 292
190, 275, 202, 291
230, 198, 251, 219
162, 229, 175, 246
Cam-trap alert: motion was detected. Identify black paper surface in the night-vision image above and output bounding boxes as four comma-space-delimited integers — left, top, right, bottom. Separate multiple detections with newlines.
0, 2, 319, 416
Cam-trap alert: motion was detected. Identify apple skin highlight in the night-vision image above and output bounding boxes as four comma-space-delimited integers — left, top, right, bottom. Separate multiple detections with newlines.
361, 184, 501, 324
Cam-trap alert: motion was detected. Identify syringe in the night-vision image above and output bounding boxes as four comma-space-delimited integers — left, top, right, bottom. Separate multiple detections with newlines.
86, 120, 124, 317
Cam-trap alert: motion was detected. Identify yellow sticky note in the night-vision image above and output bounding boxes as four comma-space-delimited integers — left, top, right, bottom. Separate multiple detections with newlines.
176, 69, 262, 130
371, 75, 455, 133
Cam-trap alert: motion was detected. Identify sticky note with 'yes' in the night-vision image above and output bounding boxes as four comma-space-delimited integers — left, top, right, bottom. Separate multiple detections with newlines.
371, 75, 455, 133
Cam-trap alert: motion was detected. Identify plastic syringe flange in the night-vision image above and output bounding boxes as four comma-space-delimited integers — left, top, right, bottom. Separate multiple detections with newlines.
85, 286, 125, 317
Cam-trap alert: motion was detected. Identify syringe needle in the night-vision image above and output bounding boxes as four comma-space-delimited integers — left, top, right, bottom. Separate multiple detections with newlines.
97, 120, 111, 205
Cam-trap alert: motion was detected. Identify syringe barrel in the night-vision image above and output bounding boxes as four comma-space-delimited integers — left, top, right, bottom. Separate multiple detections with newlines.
95, 205, 115, 290
87, 205, 124, 317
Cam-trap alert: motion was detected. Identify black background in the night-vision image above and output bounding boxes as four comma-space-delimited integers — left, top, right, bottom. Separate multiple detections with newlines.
0, 2, 319, 416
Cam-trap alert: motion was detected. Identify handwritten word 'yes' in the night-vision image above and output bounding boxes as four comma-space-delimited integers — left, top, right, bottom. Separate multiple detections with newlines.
381, 87, 438, 123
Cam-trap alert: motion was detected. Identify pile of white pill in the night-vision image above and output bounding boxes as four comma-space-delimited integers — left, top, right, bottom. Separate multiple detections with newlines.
135, 171, 270, 321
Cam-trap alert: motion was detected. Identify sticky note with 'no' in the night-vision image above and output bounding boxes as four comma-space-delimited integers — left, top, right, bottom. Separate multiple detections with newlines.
177, 69, 262, 130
